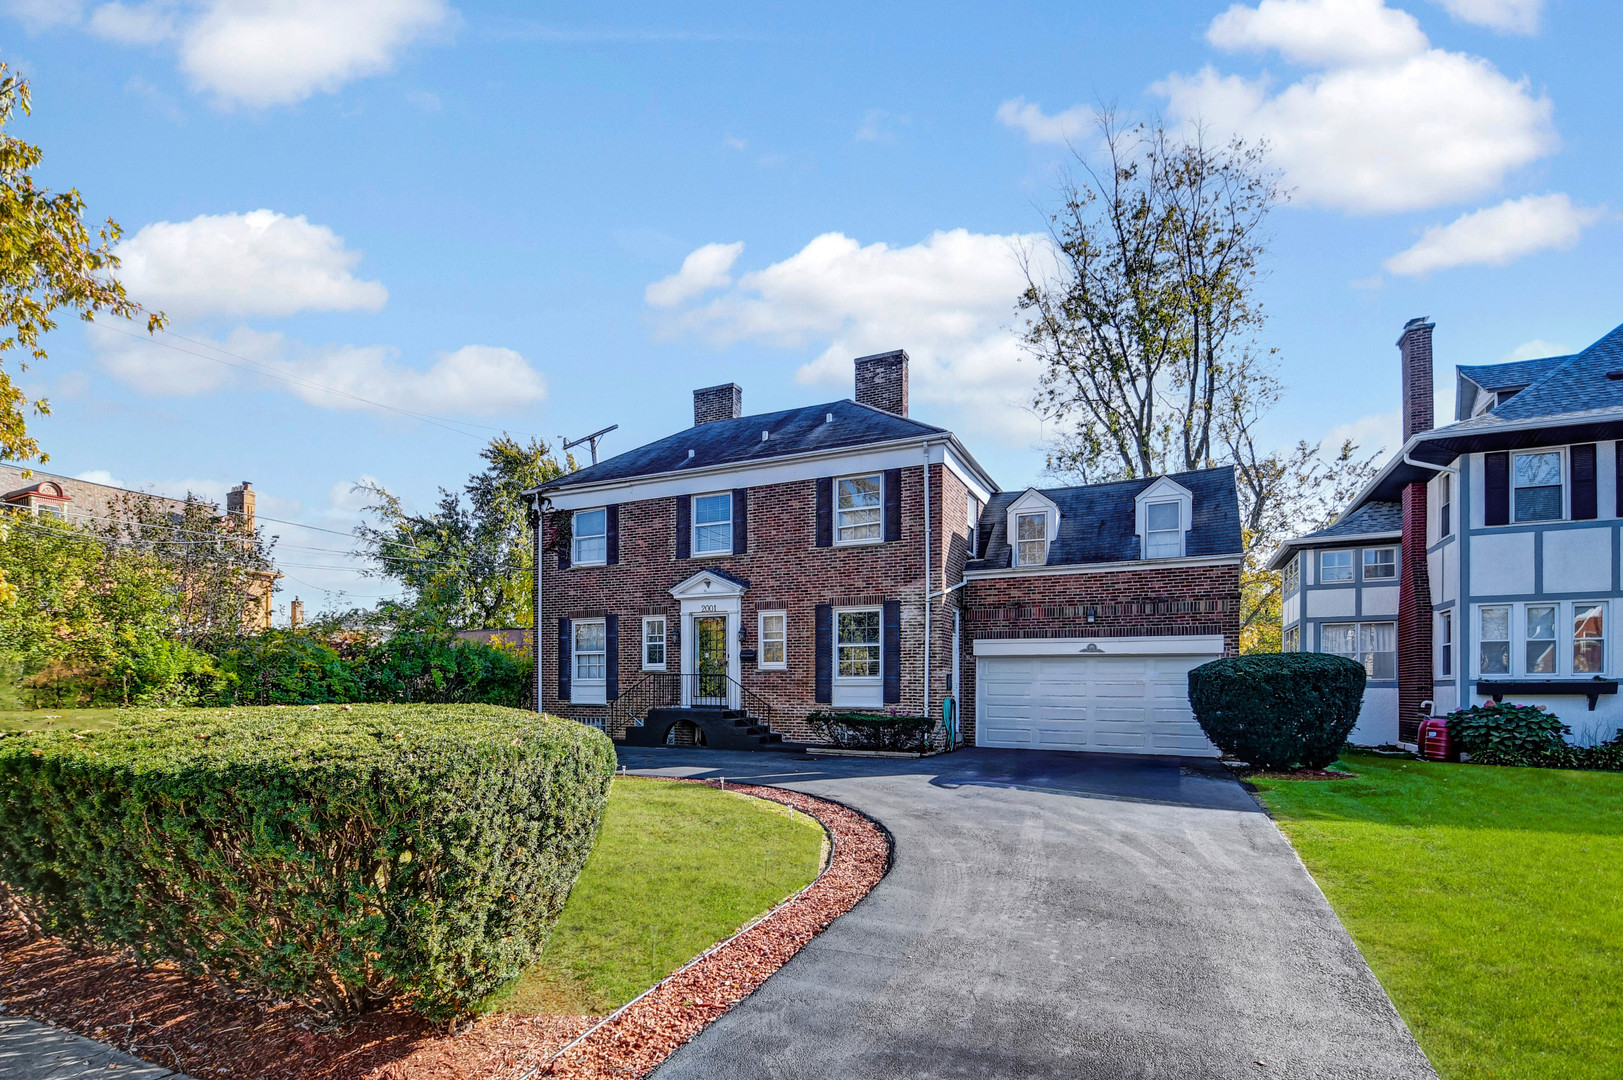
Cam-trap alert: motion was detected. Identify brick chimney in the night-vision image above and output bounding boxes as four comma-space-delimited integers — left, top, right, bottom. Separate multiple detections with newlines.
1395, 317, 1435, 742
290, 597, 304, 630
854, 350, 909, 417
693, 383, 743, 425
226, 481, 255, 531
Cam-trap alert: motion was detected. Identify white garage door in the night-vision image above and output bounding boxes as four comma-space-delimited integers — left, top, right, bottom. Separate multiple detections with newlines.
976, 652, 1218, 756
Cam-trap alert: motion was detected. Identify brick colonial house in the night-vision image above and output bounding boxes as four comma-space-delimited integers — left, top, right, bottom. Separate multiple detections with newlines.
531, 351, 1243, 753
1272, 318, 1623, 747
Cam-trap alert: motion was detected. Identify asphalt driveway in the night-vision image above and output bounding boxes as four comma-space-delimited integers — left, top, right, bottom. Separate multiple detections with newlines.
619, 746, 1435, 1080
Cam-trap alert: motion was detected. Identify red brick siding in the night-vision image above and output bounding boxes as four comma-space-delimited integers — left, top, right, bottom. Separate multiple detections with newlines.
957, 563, 1242, 745
1397, 481, 1433, 741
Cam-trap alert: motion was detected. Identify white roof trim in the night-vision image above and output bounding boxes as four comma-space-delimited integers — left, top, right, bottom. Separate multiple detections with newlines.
669, 570, 749, 599
972, 634, 1226, 657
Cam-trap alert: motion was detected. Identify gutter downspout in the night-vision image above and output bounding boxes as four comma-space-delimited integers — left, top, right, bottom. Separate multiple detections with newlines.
922, 441, 931, 722
533, 493, 549, 714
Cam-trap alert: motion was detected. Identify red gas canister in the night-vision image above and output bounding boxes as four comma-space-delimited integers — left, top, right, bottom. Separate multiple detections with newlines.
1417, 717, 1455, 762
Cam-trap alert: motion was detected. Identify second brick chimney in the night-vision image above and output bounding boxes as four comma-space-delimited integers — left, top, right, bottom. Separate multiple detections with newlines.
1398, 316, 1435, 441
1395, 316, 1436, 742
854, 350, 909, 417
693, 383, 743, 425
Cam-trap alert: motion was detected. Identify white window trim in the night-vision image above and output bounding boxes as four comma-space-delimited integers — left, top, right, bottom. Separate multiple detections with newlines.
1362, 546, 1398, 581
1319, 620, 1397, 681
966, 495, 981, 558
1143, 499, 1185, 559
757, 610, 787, 670
571, 508, 608, 566
834, 472, 885, 547
690, 492, 734, 557
1283, 625, 1299, 653
1133, 476, 1193, 561
641, 615, 667, 671
1438, 472, 1453, 539
1437, 609, 1453, 678
1282, 556, 1300, 596
1473, 600, 1609, 679
572, 617, 608, 705
1319, 549, 1355, 583
1005, 488, 1061, 568
1510, 445, 1567, 525
832, 606, 883, 703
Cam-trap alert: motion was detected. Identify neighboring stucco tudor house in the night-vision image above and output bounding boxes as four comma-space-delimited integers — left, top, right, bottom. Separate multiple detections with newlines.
1273, 318, 1623, 747
531, 351, 1243, 754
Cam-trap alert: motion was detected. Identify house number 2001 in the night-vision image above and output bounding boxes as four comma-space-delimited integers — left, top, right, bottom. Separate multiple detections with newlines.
699, 604, 718, 612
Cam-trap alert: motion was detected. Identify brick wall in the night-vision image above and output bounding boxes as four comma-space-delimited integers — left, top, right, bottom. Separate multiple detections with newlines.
957, 562, 1242, 744
1397, 482, 1433, 741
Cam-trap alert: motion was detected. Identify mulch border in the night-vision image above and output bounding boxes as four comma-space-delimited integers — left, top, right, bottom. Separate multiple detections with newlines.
0, 776, 892, 1080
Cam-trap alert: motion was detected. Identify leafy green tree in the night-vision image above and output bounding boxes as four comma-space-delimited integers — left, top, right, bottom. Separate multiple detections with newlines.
355, 435, 573, 629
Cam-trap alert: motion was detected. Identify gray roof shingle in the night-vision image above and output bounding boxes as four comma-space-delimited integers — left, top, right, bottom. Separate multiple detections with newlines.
966, 466, 1242, 571
1456, 355, 1571, 392
1486, 322, 1623, 423
1300, 500, 1402, 540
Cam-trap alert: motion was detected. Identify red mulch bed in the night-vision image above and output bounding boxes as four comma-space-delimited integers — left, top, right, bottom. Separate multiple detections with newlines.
1242, 768, 1356, 781
0, 778, 890, 1080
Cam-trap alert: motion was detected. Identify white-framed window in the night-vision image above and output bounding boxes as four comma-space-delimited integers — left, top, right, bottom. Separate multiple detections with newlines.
1363, 547, 1397, 580
967, 495, 981, 558
641, 616, 666, 671
1282, 557, 1299, 595
1513, 450, 1563, 523
1321, 621, 1396, 680
1320, 550, 1354, 583
692, 493, 733, 555
1144, 501, 1183, 559
572, 508, 607, 565
1526, 604, 1558, 674
836, 608, 881, 679
36, 502, 64, 519
1479, 605, 1511, 675
1574, 602, 1606, 674
1438, 472, 1452, 539
1438, 610, 1453, 677
1283, 625, 1299, 653
1015, 512, 1048, 566
758, 610, 786, 670
572, 618, 607, 704
835, 474, 883, 544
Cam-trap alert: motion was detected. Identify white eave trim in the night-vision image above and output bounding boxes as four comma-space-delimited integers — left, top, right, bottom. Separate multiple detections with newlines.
973, 634, 1226, 657
964, 553, 1243, 580
1264, 531, 1403, 570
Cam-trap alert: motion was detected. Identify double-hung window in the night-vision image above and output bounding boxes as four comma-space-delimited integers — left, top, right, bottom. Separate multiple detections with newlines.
836, 475, 883, 544
1479, 606, 1511, 675
641, 616, 666, 671
572, 509, 607, 565
692, 493, 733, 555
1514, 451, 1562, 522
1321, 621, 1396, 680
1574, 603, 1606, 673
572, 619, 607, 704
1439, 473, 1452, 539
967, 495, 981, 557
1525, 605, 1558, 674
1437, 610, 1453, 677
1282, 558, 1299, 595
1320, 550, 1353, 583
1476, 601, 1607, 677
758, 611, 786, 670
833, 607, 882, 708
1283, 625, 1299, 653
1015, 513, 1048, 566
1363, 548, 1397, 580
1144, 501, 1183, 558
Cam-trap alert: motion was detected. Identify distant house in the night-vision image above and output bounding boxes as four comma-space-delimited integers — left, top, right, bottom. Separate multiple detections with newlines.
0, 466, 279, 633
1273, 318, 1623, 746
529, 351, 1243, 753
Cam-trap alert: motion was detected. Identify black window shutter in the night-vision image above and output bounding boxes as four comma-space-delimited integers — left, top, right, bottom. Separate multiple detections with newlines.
557, 617, 572, 702
733, 488, 748, 554
605, 614, 619, 701
1571, 444, 1597, 520
814, 604, 833, 703
1484, 451, 1510, 527
883, 468, 902, 542
606, 504, 620, 565
882, 600, 902, 704
556, 512, 570, 570
815, 478, 833, 547
675, 496, 691, 559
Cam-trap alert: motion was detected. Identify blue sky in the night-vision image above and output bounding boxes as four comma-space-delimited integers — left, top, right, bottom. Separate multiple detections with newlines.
3, 0, 1618, 615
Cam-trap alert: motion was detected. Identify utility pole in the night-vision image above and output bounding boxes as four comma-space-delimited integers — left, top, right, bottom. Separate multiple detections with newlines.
562, 424, 618, 465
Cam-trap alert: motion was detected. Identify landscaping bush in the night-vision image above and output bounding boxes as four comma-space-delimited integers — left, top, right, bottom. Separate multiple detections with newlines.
0, 704, 615, 1021
1187, 653, 1366, 771
208, 630, 364, 704
1448, 702, 1623, 771
808, 711, 937, 752
356, 632, 531, 706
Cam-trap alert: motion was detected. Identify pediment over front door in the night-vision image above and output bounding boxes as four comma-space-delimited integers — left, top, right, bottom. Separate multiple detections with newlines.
669, 569, 750, 600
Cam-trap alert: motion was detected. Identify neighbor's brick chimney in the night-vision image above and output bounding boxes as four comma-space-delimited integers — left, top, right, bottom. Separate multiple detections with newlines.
1396, 317, 1435, 742
290, 597, 304, 630
854, 350, 909, 417
693, 383, 743, 425
226, 481, 255, 531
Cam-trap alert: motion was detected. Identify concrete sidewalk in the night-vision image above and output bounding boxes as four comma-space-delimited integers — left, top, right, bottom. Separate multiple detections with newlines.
0, 1014, 194, 1079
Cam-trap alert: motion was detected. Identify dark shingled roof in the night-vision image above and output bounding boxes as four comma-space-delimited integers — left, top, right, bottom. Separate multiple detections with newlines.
1488, 322, 1623, 422
1456, 355, 1571, 392
966, 466, 1241, 571
539, 399, 948, 491
1300, 500, 1402, 540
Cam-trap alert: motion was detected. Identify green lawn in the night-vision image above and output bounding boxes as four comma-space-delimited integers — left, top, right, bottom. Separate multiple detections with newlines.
486, 775, 826, 1017
1251, 754, 1623, 1079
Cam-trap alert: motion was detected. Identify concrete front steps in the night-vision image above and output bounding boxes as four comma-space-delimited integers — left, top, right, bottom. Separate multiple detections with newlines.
621, 707, 806, 753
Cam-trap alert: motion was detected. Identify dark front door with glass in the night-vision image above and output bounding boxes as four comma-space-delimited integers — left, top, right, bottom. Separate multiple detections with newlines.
694, 615, 728, 705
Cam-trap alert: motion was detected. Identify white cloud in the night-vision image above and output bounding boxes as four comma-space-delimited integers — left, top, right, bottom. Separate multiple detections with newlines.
995, 97, 1094, 145
1155, 1, 1556, 213
89, 320, 253, 394
179, 0, 452, 107
115, 209, 388, 319
88, 2, 177, 44
1384, 193, 1603, 275
651, 229, 1046, 441
1429, 0, 1541, 34
856, 108, 906, 143
1323, 409, 1399, 455
1207, 0, 1426, 66
1503, 338, 1570, 362
644, 241, 744, 308
2, 0, 84, 31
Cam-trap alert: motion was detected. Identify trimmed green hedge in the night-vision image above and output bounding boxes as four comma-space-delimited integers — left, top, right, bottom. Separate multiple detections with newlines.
807, 711, 936, 752
0, 705, 614, 1021
1187, 653, 1366, 770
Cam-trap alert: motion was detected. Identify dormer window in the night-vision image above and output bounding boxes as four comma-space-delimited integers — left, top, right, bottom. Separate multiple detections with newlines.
1016, 513, 1048, 566
1144, 501, 1183, 558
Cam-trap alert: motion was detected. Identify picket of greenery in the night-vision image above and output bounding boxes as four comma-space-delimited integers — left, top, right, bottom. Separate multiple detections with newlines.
0, 705, 615, 1021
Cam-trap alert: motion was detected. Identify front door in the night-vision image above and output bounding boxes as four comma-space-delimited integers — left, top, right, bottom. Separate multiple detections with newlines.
694, 615, 729, 705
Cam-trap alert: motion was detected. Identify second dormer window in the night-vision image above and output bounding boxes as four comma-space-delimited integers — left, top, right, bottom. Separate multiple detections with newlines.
1145, 501, 1182, 558
693, 493, 733, 555
1016, 512, 1047, 566
572, 509, 607, 564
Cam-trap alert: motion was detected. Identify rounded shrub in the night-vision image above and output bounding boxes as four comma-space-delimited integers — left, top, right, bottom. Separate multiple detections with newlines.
1446, 701, 1569, 758
0, 704, 615, 1021
1187, 653, 1366, 770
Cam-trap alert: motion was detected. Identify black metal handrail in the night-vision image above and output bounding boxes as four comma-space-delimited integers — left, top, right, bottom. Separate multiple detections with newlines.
605, 671, 778, 739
